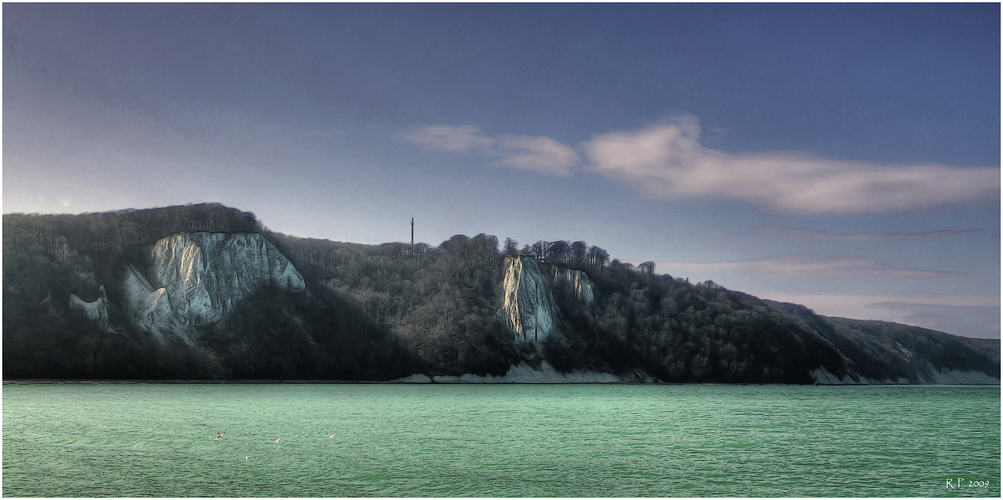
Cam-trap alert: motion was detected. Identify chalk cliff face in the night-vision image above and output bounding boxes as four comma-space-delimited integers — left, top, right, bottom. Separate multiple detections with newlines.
150, 232, 306, 325
121, 232, 305, 342
68, 285, 110, 331
500, 255, 556, 343
123, 264, 179, 342
553, 267, 595, 307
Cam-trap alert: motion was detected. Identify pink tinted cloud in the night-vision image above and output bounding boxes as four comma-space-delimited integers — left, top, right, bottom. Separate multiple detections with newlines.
761, 227, 982, 241
401, 117, 999, 215
399, 125, 579, 176
656, 255, 959, 279
759, 292, 1000, 338
582, 116, 999, 215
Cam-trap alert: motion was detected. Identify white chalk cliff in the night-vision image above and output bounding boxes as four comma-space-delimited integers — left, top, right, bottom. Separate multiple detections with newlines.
68, 285, 110, 331
500, 255, 557, 343
124, 232, 305, 341
123, 264, 179, 342
553, 267, 595, 307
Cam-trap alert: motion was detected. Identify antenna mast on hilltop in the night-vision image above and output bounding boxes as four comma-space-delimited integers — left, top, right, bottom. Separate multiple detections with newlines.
411, 217, 414, 253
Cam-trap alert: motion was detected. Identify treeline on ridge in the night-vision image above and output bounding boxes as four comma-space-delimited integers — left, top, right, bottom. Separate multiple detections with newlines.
274, 232, 856, 383
3, 204, 424, 380
3, 204, 998, 383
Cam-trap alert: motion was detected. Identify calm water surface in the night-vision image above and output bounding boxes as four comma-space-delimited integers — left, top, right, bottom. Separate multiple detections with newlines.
3, 383, 999, 497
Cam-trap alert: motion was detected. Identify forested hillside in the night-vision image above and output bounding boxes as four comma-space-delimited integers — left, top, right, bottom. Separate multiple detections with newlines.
274, 233, 520, 376
3, 204, 998, 383
3, 204, 422, 380
4, 204, 261, 378
271, 232, 854, 382
768, 301, 1000, 383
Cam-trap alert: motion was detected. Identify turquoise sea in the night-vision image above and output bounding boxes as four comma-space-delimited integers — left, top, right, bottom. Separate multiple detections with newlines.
2, 383, 999, 497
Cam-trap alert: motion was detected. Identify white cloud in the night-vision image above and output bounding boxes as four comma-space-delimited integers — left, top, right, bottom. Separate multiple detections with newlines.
655, 255, 959, 279
399, 125, 579, 176
582, 116, 1000, 215
398, 124, 495, 153
400, 116, 999, 215
494, 134, 580, 176
761, 227, 982, 241
759, 292, 1000, 338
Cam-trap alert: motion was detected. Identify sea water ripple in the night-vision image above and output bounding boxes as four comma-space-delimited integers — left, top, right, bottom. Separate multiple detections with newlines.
3, 383, 999, 497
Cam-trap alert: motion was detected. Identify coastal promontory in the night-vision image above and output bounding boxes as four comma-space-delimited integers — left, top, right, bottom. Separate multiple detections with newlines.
4, 204, 998, 384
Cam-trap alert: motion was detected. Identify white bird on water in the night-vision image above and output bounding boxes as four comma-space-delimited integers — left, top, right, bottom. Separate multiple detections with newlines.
273, 438, 281, 443
329, 434, 337, 438
245, 455, 250, 460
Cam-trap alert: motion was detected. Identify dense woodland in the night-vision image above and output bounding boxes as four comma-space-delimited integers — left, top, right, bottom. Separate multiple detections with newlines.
4, 204, 261, 378
3, 204, 423, 380
3, 204, 999, 382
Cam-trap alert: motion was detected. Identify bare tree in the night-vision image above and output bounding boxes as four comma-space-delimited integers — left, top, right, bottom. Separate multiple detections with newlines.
638, 261, 656, 275
597, 247, 609, 270
587, 245, 609, 272
549, 240, 570, 262
586, 245, 598, 267
503, 237, 519, 257
531, 241, 549, 261
571, 240, 588, 264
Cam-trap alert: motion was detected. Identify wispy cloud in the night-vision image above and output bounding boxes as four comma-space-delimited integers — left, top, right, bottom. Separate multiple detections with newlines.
398, 125, 579, 176
656, 255, 959, 279
761, 227, 982, 241
398, 124, 496, 153
400, 116, 999, 215
867, 301, 1001, 337
493, 134, 579, 176
582, 115, 1000, 215
759, 292, 1000, 338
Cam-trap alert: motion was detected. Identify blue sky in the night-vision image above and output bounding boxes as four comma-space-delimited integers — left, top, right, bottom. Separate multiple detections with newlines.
4, 3, 999, 338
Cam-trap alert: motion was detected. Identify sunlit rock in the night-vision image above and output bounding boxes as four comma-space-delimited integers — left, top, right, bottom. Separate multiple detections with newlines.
123, 264, 180, 343
552, 267, 595, 307
500, 255, 556, 343
121, 232, 306, 344
150, 232, 306, 326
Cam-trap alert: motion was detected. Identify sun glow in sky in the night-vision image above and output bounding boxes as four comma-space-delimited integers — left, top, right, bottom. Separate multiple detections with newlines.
3, 3, 999, 338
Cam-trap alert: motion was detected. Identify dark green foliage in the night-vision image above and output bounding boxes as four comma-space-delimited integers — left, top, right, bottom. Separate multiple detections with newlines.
966, 338, 1001, 365
3, 204, 261, 379
766, 301, 1000, 382
545, 263, 853, 383
201, 285, 424, 380
3, 204, 264, 362
2, 204, 423, 380
4, 203, 260, 255
3, 204, 520, 380
4, 204, 998, 383
274, 232, 519, 376
3, 294, 222, 380
825, 317, 999, 381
